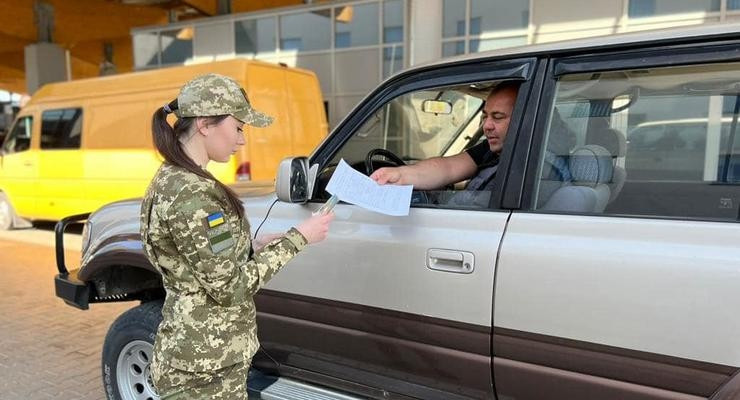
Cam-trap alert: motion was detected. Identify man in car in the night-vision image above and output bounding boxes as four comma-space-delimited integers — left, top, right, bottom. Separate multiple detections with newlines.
370, 82, 519, 195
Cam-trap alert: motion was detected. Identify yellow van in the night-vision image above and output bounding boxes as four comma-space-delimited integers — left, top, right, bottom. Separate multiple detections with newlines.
0, 59, 327, 229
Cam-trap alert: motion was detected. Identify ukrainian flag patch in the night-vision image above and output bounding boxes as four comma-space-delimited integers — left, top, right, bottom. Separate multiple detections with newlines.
206, 212, 225, 228
203, 212, 234, 254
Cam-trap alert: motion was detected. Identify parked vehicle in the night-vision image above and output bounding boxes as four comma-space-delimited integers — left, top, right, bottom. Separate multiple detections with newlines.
55, 23, 740, 400
0, 59, 327, 229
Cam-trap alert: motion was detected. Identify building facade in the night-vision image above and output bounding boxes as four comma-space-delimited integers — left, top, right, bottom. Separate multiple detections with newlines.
131, 0, 740, 126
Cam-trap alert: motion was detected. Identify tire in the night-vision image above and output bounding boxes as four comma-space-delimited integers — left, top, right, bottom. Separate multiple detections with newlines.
0, 193, 14, 230
102, 300, 163, 400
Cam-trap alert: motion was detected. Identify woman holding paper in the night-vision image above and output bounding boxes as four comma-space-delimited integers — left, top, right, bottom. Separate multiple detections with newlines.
139, 73, 333, 399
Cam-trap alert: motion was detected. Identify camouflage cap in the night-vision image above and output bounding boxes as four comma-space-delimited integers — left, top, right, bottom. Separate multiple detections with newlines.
176, 73, 273, 127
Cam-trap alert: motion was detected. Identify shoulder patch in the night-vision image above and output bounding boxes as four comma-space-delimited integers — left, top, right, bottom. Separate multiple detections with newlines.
205, 212, 225, 228
202, 212, 234, 253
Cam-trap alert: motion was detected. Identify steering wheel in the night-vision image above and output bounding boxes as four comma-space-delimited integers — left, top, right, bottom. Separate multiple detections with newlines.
364, 148, 406, 175
364, 148, 434, 205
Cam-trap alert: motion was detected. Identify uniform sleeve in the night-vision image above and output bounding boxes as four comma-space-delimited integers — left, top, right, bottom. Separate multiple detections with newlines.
164, 183, 307, 306
164, 185, 257, 307
248, 227, 307, 287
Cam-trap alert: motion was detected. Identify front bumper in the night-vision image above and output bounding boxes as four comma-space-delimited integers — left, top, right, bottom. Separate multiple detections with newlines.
54, 213, 91, 310
55, 270, 91, 310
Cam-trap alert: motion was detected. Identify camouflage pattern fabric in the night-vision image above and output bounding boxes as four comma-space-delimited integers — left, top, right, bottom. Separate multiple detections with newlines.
176, 73, 274, 127
140, 163, 307, 379
151, 358, 249, 400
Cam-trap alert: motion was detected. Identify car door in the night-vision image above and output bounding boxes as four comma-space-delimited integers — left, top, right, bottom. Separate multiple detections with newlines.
494, 43, 740, 399
36, 106, 85, 219
252, 58, 538, 399
0, 113, 38, 218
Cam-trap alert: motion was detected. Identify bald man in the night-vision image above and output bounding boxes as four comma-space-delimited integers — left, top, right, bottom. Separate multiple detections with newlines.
370, 82, 519, 193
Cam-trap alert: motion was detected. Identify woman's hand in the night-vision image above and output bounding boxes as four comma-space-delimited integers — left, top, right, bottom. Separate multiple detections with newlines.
296, 212, 334, 244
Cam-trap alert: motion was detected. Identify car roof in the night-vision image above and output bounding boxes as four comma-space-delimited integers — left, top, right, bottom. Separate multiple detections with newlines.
407, 21, 740, 73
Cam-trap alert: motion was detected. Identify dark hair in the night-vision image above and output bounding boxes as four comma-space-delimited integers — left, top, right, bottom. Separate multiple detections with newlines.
489, 80, 521, 98
152, 99, 245, 218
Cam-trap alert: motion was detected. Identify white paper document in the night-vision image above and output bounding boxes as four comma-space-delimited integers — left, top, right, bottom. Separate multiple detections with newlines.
325, 159, 413, 216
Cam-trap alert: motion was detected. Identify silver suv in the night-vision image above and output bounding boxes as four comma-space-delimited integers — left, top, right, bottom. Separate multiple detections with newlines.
55, 23, 740, 400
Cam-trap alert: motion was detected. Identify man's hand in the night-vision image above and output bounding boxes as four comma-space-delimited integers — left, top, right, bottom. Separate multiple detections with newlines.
370, 167, 403, 185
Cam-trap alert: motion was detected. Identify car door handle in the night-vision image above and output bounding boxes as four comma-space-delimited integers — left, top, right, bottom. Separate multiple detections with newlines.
23, 161, 33, 167
427, 249, 474, 274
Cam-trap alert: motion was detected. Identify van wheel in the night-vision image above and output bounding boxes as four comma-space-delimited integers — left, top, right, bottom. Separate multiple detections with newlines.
102, 300, 163, 400
0, 193, 14, 230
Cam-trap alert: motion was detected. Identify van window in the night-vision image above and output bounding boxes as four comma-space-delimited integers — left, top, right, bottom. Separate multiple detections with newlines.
2, 116, 32, 154
533, 62, 740, 221
40, 108, 82, 150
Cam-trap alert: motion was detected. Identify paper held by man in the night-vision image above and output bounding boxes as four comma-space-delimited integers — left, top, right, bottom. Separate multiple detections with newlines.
325, 159, 413, 216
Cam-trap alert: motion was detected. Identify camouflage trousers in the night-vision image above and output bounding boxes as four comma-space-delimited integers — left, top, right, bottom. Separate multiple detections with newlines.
151, 358, 250, 400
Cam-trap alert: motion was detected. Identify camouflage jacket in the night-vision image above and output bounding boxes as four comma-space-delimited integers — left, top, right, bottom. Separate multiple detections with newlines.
140, 163, 306, 372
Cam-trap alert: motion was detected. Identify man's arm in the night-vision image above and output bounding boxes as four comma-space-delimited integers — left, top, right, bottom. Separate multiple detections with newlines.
370, 151, 477, 190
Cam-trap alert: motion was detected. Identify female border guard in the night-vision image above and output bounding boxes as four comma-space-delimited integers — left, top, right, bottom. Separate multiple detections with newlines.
140, 73, 333, 399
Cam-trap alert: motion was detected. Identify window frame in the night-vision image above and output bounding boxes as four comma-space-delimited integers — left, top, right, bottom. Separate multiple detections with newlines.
308, 56, 539, 210
2, 114, 34, 155
39, 107, 83, 151
520, 40, 740, 222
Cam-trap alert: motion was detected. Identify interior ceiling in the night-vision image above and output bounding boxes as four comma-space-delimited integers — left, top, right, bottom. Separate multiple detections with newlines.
0, 0, 307, 95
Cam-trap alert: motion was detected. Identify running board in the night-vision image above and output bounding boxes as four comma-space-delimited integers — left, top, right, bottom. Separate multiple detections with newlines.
248, 371, 365, 400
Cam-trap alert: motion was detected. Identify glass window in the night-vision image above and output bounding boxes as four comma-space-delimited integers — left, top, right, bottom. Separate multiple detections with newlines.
280, 11, 331, 52
160, 28, 193, 65
383, 0, 403, 43
383, 45, 404, 78
235, 17, 276, 55
335, 3, 379, 48
442, 41, 465, 57
470, 0, 529, 34
2, 116, 32, 154
133, 31, 159, 68
729, 0, 740, 10
443, 0, 466, 38
317, 83, 493, 209
533, 63, 740, 221
628, 0, 720, 18
40, 108, 82, 150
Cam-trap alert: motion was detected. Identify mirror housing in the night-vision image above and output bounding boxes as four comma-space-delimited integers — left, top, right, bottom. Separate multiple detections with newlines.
275, 157, 316, 203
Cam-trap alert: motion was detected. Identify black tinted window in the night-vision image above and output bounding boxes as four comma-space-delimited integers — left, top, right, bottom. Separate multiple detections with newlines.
2, 116, 32, 154
41, 108, 82, 149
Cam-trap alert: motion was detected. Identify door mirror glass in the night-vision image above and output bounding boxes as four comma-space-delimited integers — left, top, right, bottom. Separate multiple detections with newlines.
276, 157, 311, 203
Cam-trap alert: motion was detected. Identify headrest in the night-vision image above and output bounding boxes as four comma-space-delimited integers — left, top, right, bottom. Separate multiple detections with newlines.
586, 127, 626, 157
569, 145, 613, 186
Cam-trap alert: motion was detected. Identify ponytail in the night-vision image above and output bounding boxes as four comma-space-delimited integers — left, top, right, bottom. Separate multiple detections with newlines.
152, 99, 245, 218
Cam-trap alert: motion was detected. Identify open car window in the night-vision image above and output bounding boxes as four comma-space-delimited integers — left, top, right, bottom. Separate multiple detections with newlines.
314, 82, 511, 209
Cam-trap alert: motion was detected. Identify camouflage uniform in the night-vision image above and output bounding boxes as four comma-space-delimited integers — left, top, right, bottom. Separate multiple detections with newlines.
140, 73, 304, 399
141, 164, 306, 399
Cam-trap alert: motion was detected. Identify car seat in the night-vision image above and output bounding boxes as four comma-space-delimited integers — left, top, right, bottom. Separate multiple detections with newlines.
541, 144, 613, 212
586, 127, 626, 203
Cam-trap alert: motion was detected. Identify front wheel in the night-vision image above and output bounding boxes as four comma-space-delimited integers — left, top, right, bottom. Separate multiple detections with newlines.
0, 193, 14, 230
102, 300, 163, 400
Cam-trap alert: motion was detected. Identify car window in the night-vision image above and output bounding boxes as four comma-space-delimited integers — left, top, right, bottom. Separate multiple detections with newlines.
40, 108, 82, 150
2, 115, 33, 154
315, 82, 509, 209
532, 62, 740, 221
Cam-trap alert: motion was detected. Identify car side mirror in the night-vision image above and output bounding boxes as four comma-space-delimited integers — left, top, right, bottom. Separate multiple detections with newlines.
275, 157, 317, 203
